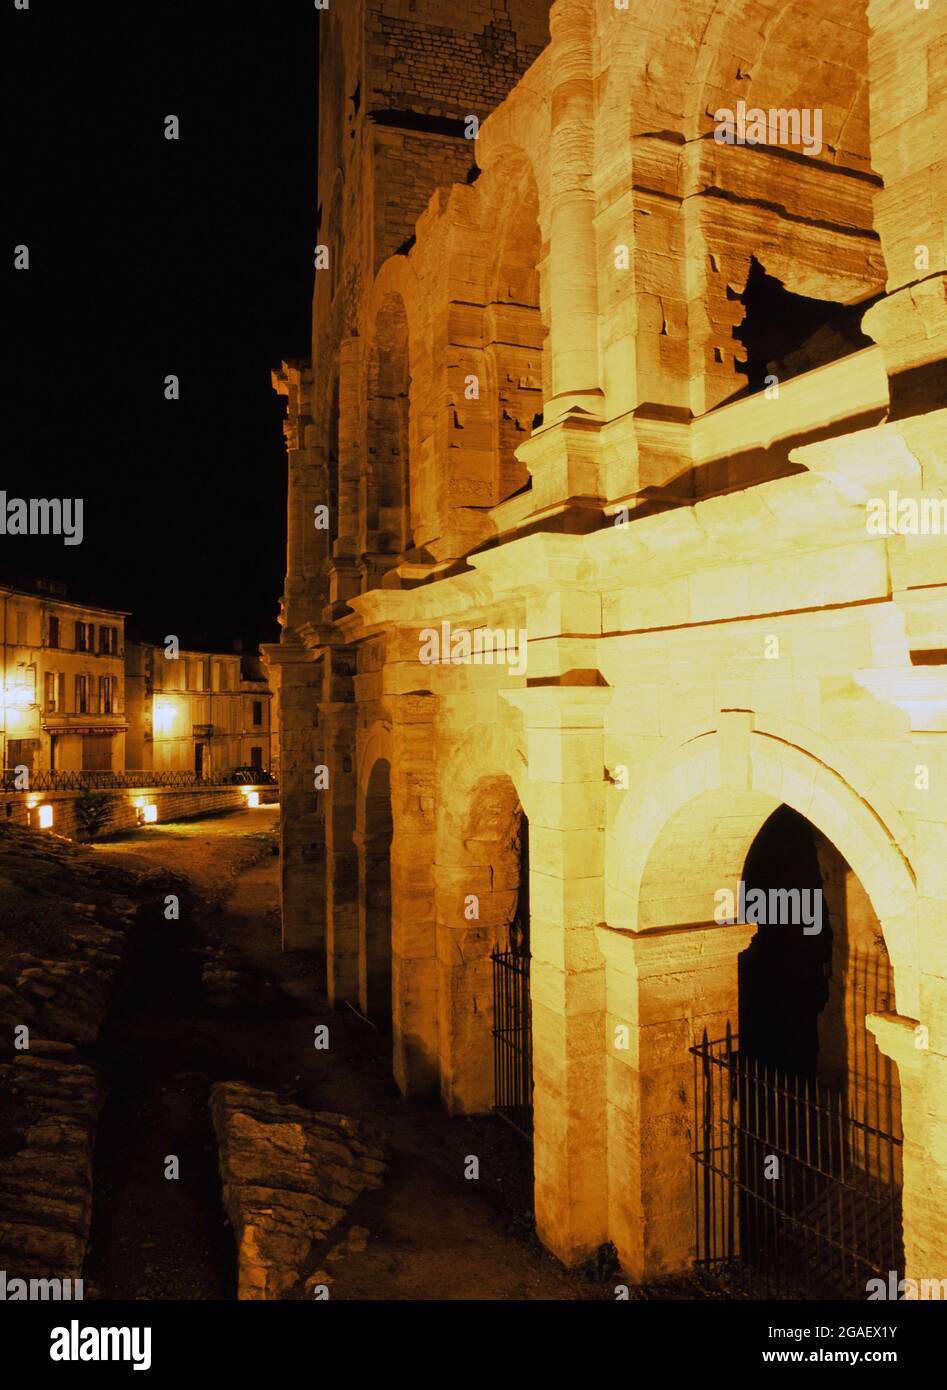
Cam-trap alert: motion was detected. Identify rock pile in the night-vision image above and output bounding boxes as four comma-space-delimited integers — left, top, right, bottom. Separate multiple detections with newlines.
0, 1055, 103, 1279
0, 825, 181, 1284
210, 1081, 385, 1299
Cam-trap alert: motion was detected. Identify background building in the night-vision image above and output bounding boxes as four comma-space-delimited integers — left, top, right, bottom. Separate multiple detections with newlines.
125, 641, 273, 779
1, 581, 127, 775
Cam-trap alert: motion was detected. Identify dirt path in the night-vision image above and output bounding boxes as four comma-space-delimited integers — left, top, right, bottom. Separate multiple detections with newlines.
84, 808, 604, 1300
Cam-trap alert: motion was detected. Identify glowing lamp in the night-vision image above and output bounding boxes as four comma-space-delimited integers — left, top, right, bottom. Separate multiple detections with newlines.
37, 804, 54, 830
132, 796, 145, 809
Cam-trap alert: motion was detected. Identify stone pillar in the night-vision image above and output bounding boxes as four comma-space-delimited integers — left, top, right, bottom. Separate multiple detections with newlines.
267, 642, 325, 953
389, 692, 440, 1098
322, 647, 359, 1006
596, 920, 755, 1283
506, 684, 610, 1265
271, 361, 327, 635
544, 0, 603, 423
863, 0, 947, 411
869, 1010, 947, 1292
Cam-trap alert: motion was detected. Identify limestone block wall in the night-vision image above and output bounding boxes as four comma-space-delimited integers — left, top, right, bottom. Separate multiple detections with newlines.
274, 0, 947, 1293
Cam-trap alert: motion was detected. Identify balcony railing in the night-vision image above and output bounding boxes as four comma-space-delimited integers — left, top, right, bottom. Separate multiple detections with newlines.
1, 769, 278, 792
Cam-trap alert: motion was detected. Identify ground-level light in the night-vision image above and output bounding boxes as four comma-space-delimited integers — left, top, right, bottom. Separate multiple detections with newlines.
141, 803, 158, 824
36, 804, 54, 829
245, 790, 260, 808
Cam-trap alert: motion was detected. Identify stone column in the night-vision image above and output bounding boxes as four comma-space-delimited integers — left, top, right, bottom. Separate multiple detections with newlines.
544, 0, 603, 423
868, 1010, 947, 1293
863, 0, 947, 411
389, 691, 440, 1098
322, 646, 359, 1006
596, 920, 755, 1282
505, 684, 610, 1266
266, 641, 325, 953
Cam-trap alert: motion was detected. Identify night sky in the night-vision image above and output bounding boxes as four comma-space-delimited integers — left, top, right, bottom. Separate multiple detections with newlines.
7, 0, 318, 653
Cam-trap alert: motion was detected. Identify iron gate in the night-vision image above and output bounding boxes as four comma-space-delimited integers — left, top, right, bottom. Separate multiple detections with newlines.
691, 1025, 903, 1298
491, 916, 533, 1140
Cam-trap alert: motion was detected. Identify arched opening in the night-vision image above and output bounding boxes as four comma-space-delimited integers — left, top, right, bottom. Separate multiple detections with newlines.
364, 292, 410, 562
679, 0, 886, 415
486, 157, 546, 505
361, 757, 392, 1025
437, 769, 532, 1132
698, 804, 904, 1296
613, 732, 914, 1292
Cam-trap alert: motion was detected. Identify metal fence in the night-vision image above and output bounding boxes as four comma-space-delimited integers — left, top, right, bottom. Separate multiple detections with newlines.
491, 920, 533, 1141
691, 1024, 904, 1299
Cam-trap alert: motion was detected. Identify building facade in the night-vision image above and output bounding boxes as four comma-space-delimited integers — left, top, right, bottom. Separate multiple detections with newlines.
1, 583, 128, 776
125, 641, 273, 779
270, 0, 947, 1291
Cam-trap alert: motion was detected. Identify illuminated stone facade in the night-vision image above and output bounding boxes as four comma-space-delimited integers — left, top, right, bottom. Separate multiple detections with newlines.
269, 0, 947, 1289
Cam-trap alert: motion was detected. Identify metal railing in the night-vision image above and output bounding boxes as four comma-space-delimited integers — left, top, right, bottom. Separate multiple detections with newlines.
691, 1023, 904, 1299
1, 768, 277, 792
491, 917, 533, 1142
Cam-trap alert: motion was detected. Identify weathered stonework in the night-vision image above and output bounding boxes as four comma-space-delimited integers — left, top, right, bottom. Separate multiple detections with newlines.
270, 0, 947, 1290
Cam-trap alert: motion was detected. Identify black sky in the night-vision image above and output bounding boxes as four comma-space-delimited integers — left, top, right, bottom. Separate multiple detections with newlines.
7, 0, 318, 652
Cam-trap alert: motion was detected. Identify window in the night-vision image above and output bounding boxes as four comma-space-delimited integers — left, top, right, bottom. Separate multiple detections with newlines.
99, 625, 117, 655
75, 674, 88, 714
250, 746, 263, 769
44, 671, 58, 711
14, 663, 36, 704
15, 611, 27, 645
74, 621, 94, 652
252, 700, 263, 727
99, 675, 114, 714
48, 615, 60, 648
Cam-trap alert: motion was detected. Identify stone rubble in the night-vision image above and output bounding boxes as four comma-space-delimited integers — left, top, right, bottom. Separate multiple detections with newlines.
0, 825, 181, 1283
210, 1081, 385, 1299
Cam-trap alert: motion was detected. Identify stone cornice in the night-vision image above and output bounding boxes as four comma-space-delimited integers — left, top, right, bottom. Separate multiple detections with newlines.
855, 666, 947, 731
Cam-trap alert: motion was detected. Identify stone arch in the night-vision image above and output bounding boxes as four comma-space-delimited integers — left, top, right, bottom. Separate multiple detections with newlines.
361, 255, 428, 559
607, 721, 919, 1017
433, 721, 530, 1112
476, 87, 548, 225
363, 291, 410, 564
619, 0, 885, 415
482, 152, 548, 505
